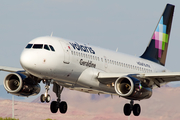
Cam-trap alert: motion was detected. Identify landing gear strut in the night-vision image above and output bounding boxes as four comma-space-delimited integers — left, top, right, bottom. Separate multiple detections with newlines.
123, 100, 141, 116
50, 82, 68, 114
40, 80, 51, 103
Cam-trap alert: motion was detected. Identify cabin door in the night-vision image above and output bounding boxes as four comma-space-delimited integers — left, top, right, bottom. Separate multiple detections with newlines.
60, 41, 71, 64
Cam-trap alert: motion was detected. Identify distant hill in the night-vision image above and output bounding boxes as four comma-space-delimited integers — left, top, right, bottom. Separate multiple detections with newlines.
0, 99, 151, 120
1, 87, 180, 120
2, 83, 180, 120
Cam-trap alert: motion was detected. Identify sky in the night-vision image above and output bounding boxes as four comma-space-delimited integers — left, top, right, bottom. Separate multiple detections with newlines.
1, 0, 180, 98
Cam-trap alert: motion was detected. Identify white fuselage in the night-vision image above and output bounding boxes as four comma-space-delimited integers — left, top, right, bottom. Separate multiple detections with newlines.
20, 36, 168, 94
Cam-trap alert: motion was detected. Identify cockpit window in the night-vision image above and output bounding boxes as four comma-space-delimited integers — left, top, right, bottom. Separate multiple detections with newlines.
44, 44, 50, 51
33, 44, 43, 49
25, 43, 55, 52
25, 44, 33, 48
49, 45, 55, 51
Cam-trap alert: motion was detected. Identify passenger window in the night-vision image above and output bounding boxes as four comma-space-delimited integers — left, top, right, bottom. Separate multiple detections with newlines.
44, 44, 50, 51
105, 59, 107, 63
49, 45, 55, 51
33, 44, 43, 49
25, 44, 33, 48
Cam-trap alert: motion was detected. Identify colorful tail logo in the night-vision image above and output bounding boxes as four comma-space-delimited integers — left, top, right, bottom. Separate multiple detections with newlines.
153, 16, 169, 58
141, 4, 174, 66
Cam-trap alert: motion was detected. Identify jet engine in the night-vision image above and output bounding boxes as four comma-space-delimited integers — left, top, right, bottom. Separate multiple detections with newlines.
114, 76, 152, 100
3, 72, 40, 96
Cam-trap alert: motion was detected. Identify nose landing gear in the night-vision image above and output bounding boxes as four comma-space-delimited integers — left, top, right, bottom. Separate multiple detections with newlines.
40, 80, 51, 103
124, 100, 141, 116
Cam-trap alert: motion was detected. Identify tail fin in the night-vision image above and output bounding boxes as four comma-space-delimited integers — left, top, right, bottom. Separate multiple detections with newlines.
140, 4, 175, 66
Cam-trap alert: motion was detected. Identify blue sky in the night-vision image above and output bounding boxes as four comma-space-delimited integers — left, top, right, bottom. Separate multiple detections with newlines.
1, 0, 180, 99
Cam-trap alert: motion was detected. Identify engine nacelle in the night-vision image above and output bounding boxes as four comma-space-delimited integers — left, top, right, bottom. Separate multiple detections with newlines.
114, 76, 152, 100
3, 72, 40, 97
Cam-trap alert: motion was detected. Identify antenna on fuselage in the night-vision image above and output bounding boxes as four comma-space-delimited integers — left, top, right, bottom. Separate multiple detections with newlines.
116, 48, 118, 52
50, 32, 53, 37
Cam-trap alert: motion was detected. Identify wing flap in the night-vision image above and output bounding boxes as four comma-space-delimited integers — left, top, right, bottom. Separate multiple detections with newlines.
137, 72, 180, 82
137, 72, 180, 78
97, 72, 180, 87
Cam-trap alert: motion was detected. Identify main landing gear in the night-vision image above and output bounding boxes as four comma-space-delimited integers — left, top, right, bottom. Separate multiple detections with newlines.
50, 82, 68, 114
124, 100, 141, 116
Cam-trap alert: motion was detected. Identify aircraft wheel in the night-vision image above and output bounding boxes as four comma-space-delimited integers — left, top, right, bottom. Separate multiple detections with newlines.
59, 101, 68, 114
40, 94, 45, 103
46, 94, 51, 103
124, 103, 131, 116
50, 101, 58, 113
133, 104, 141, 116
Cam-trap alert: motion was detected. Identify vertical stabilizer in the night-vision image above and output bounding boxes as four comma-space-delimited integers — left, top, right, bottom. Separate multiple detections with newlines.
141, 4, 175, 66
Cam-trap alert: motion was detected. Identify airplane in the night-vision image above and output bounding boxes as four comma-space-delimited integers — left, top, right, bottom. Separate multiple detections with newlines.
0, 3, 177, 116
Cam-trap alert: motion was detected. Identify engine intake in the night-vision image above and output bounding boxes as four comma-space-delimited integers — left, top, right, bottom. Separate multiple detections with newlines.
4, 72, 40, 96
114, 76, 152, 100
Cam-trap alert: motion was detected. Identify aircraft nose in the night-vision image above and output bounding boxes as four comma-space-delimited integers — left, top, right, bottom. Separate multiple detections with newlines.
20, 50, 37, 71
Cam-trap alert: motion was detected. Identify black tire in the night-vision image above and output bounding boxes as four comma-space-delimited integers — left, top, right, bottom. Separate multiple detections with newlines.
133, 104, 141, 116
124, 103, 131, 116
50, 101, 58, 113
46, 94, 51, 103
40, 94, 45, 103
59, 101, 68, 114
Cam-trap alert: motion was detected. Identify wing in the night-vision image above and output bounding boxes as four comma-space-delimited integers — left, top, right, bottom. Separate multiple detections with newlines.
97, 72, 180, 88
0, 66, 24, 72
